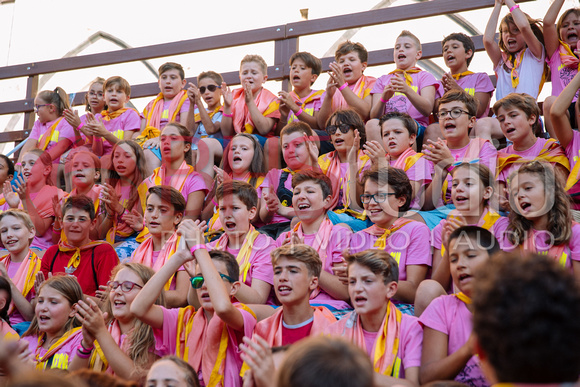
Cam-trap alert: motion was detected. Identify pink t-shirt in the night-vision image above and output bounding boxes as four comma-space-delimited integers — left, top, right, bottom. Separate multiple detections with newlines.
276, 224, 352, 310
95, 109, 141, 155
548, 48, 579, 101
351, 221, 432, 282
371, 71, 439, 127
287, 89, 322, 123
498, 138, 565, 184
313, 78, 377, 112
30, 118, 76, 151
441, 140, 497, 205
420, 295, 489, 387
565, 130, 580, 169
502, 223, 580, 271
390, 156, 434, 209
22, 331, 84, 370
431, 215, 509, 250
208, 233, 275, 289
437, 73, 495, 118
144, 169, 208, 204
6, 261, 35, 325
155, 305, 257, 387
29, 191, 56, 251
142, 98, 191, 130
257, 170, 292, 225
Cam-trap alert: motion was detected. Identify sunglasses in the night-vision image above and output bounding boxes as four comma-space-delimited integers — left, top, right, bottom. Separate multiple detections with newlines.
326, 124, 352, 136
107, 281, 143, 292
199, 85, 221, 93
190, 273, 237, 289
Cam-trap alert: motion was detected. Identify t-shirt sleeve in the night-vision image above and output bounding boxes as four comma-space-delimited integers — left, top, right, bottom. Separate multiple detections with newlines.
123, 110, 141, 132
405, 157, 433, 183
249, 235, 275, 285
328, 225, 352, 265
569, 223, 580, 263
400, 315, 423, 370
57, 120, 76, 143
405, 223, 432, 266
419, 295, 450, 334
418, 71, 440, 90
479, 141, 498, 173
431, 221, 444, 249
474, 73, 495, 94
30, 120, 41, 141
371, 75, 389, 94
95, 244, 121, 287
153, 306, 181, 356
182, 172, 209, 199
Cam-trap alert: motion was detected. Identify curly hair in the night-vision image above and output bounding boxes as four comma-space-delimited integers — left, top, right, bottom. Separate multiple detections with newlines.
507, 161, 572, 246
472, 252, 580, 383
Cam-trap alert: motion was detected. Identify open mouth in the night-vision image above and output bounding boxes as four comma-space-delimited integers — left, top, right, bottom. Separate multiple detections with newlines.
333, 138, 344, 146
446, 54, 455, 62
38, 316, 50, 323
388, 141, 397, 148
343, 68, 352, 75
458, 273, 471, 282
149, 221, 160, 228
567, 31, 578, 42
520, 202, 531, 211
224, 221, 236, 230
505, 127, 516, 135
292, 75, 301, 81
233, 156, 242, 162
74, 172, 86, 178
277, 286, 292, 296
200, 292, 211, 301
455, 196, 468, 204
113, 300, 126, 308
297, 203, 311, 210
397, 54, 406, 60
5, 240, 17, 247
444, 123, 456, 131
353, 296, 367, 306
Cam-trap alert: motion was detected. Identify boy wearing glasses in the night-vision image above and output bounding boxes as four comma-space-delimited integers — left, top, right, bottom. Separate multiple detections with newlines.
131, 219, 258, 387
318, 109, 371, 232
41, 195, 119, 297
344, 166, 431, 311
276, 170, 352, 312
420, 90, 497, 224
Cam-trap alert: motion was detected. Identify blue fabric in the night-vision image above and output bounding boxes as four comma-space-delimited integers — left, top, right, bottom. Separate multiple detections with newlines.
250, 134, 268, 148
327, 210, 372, 232
145, 145, 162, 161
12, 321, 31, 336
114, 234, 140, 263
394, 302, 415, 316
416, 204, 456, 230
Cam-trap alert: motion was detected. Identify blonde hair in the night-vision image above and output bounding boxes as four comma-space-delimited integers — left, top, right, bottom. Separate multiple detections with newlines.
102, 263, 165, 371
240, 55, 268, 75
37, 87, 70, 116
0, 209, 35, 248
397, 30, 422, 50
23, 275, 83, 337
85, 77, 106, 113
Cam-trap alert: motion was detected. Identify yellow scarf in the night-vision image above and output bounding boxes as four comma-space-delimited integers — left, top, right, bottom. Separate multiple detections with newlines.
99, 108, 135, 121
451, 71, 474, 80
194, 105, 222, 123
38, 117, 64, 151
214, 226, 261, 283
58, 240, 108, 273
0, 250, 40, 315
388, 67, 422, 87
455, 292, 472, 304
34, 327, 82, 370
441, 208, 501, 257
364, 219, 414, 250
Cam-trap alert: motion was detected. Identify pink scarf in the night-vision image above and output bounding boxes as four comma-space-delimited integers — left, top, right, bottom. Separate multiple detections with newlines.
331, 74, 376, 111
231, 88, 280, 135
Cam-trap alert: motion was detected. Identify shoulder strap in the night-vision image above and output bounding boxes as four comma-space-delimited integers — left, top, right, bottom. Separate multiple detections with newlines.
91, 247, 98, 290
49, 248, 60, 274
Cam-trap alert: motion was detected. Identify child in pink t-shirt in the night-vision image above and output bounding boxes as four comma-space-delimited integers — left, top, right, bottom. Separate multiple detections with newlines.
207, 181, 274, 305
276, 170, 352, 311
430, 163, 508, 295
551, 70, 580, 210
141, 123, 208, 220
420, 226, 499, 387
21, 275, 84, 370
543, 1, 580, 138
349, 166, 431, 310
504, 161, 580, 280
364, 111, 433, 209
85, 76, 141, 157
421, 90, 497, 228
130, 221, 258, 387
325, 250, 422, 384
494, 93, 569, 211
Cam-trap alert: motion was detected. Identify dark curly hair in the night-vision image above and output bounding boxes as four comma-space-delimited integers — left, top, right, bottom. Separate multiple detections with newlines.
472, 252, 580, 383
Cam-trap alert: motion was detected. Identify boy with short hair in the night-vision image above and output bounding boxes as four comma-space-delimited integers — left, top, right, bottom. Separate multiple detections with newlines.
316, 41, 376, 128
367, 31, 438, 148
85, 76, 141, 157
420, 226, 500, 387
473, 252, 580, 385
131, 219, 257, 387
278, 52, 323, 130
251, 244, 336, 346
435, 33, 499, 140
209, 181, 275, 305
277, 170, 352, 311
186, 70, 226, 178
221, 54, 280, 139
139, 62, 190, 173
40, 195, 119, 296
421, 90, 497, 222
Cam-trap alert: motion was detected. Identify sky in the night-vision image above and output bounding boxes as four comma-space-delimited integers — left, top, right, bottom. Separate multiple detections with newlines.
0, 0, 571, 153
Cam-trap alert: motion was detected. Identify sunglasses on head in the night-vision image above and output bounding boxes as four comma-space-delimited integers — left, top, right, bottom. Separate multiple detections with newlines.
199, 85, 221, 93
190, 273, 237, 289
325, 124, 352, 136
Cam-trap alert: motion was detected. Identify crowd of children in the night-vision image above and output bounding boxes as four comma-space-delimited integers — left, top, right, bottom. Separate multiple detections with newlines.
2, 1, 580, 386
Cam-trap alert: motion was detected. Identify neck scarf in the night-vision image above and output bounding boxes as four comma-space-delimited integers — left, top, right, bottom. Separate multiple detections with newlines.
231, 88, 280, 134
331, 74, 375, 111
364, 219, 414, 250
388, 67, 422, 87
57, 240, 108, 275
451, 71, 474, 80
38, 118, 64, 151
0, 250, 40, 314
214, 226, 261, 283
34, 327, 82, 370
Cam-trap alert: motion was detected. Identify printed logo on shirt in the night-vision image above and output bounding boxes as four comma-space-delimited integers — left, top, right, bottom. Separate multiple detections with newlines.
161, 109, 169, 119
50, 353, 69, 369
391, 251, 401, 266
464, 88, 475, 96
394, 86, 418, 97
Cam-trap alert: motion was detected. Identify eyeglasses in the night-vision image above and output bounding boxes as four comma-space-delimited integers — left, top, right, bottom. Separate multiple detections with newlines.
325, 124, 352, 136
436, 108, 470, 119
190, 273, 237, 289
34, 104, 52, 112
360, 192, 396, 204
199, 85, 221, 93
107, 281, 143, 292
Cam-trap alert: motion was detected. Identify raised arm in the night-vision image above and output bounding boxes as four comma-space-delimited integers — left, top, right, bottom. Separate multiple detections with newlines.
544, 0, 565, 57
551, 72, 580, 150
505, 0, 544, 59
484, 0, 504, 68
